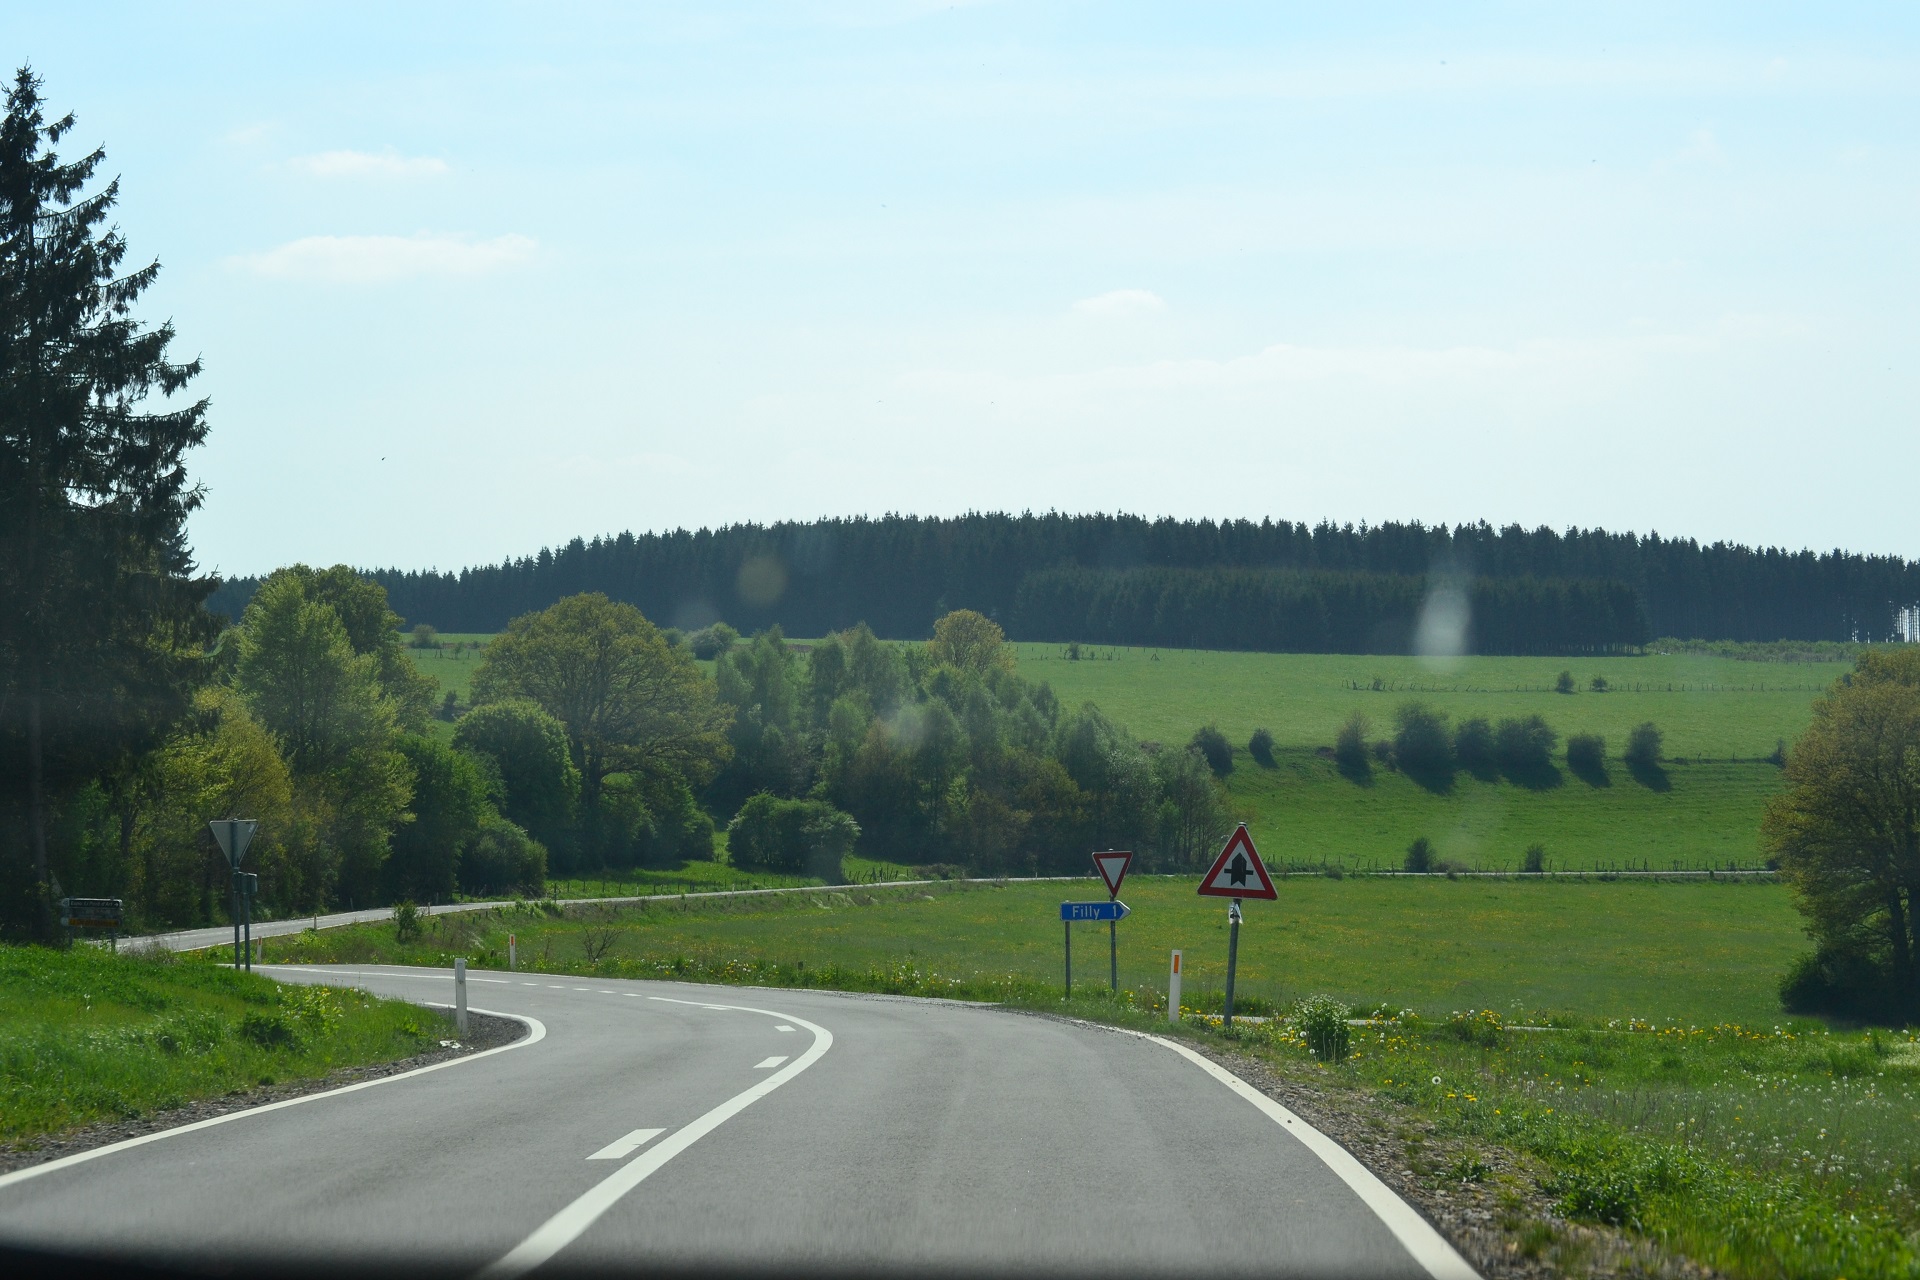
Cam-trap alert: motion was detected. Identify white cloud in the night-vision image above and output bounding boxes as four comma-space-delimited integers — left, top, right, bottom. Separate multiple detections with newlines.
237, 233, 537, 283
1072, 288, 1165, 317
291, 149, 450, 179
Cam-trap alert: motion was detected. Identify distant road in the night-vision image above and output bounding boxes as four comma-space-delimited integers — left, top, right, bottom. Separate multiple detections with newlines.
0, 966, 1475, 1278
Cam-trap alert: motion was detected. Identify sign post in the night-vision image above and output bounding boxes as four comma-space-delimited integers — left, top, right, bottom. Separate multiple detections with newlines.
1196, 824, 1277, 1028
1060, 899, 1130, 997
210, 819, 259, 971
1091, 850, 1133, 993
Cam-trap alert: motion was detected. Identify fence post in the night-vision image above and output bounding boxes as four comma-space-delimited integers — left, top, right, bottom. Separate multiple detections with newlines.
454, 957, 469, 1036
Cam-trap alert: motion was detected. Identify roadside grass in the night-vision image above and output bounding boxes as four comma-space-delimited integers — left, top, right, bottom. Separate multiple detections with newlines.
0, 943, 441, 1145
535, 852, 914, 902
1226, 1008, 1920, 1280
257, 875, 1805, 1029
250, 875, 1911, 1278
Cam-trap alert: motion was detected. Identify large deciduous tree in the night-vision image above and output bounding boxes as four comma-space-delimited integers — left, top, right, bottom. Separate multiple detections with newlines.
1763, 648, 1920, 1020
471, 594, 730, 855
0, 69, 216, 936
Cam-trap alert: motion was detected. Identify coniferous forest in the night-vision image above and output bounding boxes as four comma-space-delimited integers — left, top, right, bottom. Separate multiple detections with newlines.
210, 514, 1920, 653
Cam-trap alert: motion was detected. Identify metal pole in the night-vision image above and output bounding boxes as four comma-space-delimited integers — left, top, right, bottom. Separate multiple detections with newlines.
1168, 949, 1182, 1024
243, 887, 252, 972
1109, 918, 1117, 993
455, 957, 469, 1036
1063, 912, 1072, 997
1223, 899, 1242, 1029
232, 876, 241, 971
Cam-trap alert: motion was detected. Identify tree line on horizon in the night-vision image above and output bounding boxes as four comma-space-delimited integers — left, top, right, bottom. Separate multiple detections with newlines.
208, 514, 1920, 654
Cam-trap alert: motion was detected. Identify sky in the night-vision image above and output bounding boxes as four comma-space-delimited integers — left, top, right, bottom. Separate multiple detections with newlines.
8, 2, 1919, 577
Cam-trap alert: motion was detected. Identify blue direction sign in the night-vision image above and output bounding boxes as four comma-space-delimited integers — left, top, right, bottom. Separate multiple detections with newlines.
1060, 900, 1130, 922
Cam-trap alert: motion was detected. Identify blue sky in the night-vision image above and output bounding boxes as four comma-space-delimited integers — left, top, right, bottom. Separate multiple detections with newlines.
11, 3, 1918, 575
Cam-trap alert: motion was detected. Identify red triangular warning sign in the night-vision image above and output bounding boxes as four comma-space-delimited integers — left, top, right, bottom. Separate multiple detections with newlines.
1091, 850, 1133, 898
1197, 825, 1277, 900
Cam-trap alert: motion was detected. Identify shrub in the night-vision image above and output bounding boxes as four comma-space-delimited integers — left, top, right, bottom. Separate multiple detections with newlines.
688, 622, 740, 660
458, 816, 548, 897
1391, 701, 1453, 786
1453, 716, 1495, 778
1333, 713, 1370, 780
1247, 727, 1276, 767
728, 794, 860, 882
1566, 733, 1606, 776
1494, 715, 1558, 780
1589, 674, 1609, 693
394, 900, 420, 943
1189, 724, 1234, 777
1555, 670, 1576, 694
1291, 994, 1352, 1064
409, 623, 439, 650
1404, 836, 1434, 873
1624, 721, 1663, 770
1522, 843, 1546, 873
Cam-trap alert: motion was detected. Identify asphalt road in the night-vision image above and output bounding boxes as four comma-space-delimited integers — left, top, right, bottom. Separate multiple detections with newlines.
0, 966, 1474, 1278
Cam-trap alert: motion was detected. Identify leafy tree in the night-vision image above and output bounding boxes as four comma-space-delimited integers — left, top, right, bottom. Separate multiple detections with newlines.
1522, 843, 1546, 873
709, 626, 809, 811
1153, 745, 1233, 869
1453, 716, 1496, 780
233, 571, 411, 906
457, 814, 546, 897
1566, 733, 1608, 785
1248, 727, 1276, 768
1762, 649, 1920, 1019
452, 698, 579, 858
1404, 836, 1434, 873
410, 624, 439, 650
1333, 712, 1371, 782
387, 734, 492, 902
265, 564, 434, 731
1589, 674, 1609, 693
0, 69, 218, 935
1555, 670, 1576, 694
472, 593, 731, 856
1624, 721, 1663, 771
929, 609, 1014, 675
687, 622, 739, 660
727, 793, 858, 881
1493, 715, 1558, 785
1189, 725, 1233, 777
1391, 702, 1454, 790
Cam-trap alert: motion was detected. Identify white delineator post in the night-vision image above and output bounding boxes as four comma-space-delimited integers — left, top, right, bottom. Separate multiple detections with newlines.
1168, 949, 1182, 1024
454, 957, 469, 1036
508, 933, 517, 972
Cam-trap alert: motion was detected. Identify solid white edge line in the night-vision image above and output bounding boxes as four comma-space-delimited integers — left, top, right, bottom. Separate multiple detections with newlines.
474, 998, 833, 1280
0, 1007, 547, 1194
1120, 1029, 1479, 1280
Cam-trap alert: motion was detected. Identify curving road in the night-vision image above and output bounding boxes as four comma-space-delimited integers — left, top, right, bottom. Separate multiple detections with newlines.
0, 966, 1475, 1278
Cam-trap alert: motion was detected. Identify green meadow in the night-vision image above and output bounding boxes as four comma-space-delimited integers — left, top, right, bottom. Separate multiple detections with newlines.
268, 875, 1804, 1028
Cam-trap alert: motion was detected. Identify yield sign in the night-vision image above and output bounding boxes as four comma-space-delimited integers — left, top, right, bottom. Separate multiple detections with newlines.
209, 819, 258, 869
1198, 824, 1277, 900
1091, 850, 1133, 898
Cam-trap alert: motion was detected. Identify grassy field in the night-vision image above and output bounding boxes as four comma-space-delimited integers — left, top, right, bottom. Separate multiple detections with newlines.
0, 944, 442, 1144
1014, 645, 1845, 759
405, 638, 1838, 871
266, 875, 1804, 1027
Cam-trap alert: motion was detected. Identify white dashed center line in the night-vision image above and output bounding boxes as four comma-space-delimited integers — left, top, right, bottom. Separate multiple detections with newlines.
586, 1128, 666, 1161
753, 1056, 788, 1069
775, 1025, 794, 1032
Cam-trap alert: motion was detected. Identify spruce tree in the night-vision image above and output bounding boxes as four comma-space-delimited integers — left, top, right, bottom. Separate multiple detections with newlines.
0, 68, 216, 937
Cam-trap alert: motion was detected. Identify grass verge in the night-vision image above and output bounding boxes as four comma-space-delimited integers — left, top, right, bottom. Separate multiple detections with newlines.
0, 943, 443, 1146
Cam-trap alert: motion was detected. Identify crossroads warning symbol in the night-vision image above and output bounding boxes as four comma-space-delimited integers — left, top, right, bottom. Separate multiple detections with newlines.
1197, 824, 1277, 900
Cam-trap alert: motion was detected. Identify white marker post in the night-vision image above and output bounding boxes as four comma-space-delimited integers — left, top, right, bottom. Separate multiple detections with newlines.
454, 958, 469, 1036
1168, 949, 1182, 1024
508, 933, 517, 972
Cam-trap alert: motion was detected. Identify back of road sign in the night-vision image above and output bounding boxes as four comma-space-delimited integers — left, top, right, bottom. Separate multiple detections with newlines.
1197, 824, 1277, 900
209, 818, 258, 868
1091, 850, 1133, 898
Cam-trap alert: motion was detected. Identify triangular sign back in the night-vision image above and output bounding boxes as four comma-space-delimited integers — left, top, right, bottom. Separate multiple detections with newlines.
1197, 825, 1277, 900
1091, 850, 1133, 898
